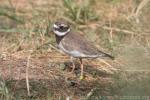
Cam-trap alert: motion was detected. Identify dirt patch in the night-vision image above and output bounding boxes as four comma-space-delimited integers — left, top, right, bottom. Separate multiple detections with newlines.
0, 54, 115, 99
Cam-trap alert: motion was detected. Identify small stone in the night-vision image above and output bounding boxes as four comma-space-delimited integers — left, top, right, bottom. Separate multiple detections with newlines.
92, 70, 97, 78
1, 53, 7, 61
47, 62, 55, 68
67, 81, 76, 86
47, 63, 52, 68
59, 63, 66, 70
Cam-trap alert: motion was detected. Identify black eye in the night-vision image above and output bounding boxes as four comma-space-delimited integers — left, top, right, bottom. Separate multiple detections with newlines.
59, 25, 64, 29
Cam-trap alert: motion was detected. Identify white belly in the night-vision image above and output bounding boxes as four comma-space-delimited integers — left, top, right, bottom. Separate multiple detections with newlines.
58, 42, 98, 58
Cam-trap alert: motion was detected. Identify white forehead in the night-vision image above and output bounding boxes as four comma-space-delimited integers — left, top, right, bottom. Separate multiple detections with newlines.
53, 24, 59, 28
53, 23, 68, 28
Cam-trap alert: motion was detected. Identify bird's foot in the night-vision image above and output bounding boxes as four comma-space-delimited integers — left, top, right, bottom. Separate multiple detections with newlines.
79, 75, 85, 80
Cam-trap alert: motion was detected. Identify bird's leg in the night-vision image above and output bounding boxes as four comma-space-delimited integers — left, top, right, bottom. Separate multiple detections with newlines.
79, 58, 84, 80
70, 57, 75, 73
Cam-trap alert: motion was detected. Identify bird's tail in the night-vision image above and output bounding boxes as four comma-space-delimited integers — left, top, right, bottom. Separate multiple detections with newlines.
99, 52, 114, 60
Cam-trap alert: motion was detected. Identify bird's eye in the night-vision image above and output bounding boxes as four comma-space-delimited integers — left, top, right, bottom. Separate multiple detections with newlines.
59, 25, 64, 29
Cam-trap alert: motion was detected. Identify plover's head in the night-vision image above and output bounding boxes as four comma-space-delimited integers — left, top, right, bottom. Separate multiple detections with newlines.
53, 21, 70, 36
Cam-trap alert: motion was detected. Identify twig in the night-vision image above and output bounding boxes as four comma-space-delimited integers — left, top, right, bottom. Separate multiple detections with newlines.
98, 59, 118, 72
134, 0, 150, 23
35, 41, 61, 52
102, 26, 150, 36
49, 44, 66, 55
26, 53, 31, 96
109, 18, 113, 43
43, 56, 69, 58
86, 88, 97, 99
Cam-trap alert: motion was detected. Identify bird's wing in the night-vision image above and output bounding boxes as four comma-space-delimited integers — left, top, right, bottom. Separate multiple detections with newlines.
60, 32, 114, 59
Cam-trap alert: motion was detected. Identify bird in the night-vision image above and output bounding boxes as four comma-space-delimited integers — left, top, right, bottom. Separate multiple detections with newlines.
52, 20, 114, 79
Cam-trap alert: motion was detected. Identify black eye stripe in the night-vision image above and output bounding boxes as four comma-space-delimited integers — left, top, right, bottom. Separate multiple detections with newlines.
54, 27, 68, 30
57, 27, 69, 32
53, 23, 70, 32
59, 26, 64, 29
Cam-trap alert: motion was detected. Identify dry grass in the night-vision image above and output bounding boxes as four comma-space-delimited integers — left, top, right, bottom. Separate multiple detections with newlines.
0, 0, 150, 99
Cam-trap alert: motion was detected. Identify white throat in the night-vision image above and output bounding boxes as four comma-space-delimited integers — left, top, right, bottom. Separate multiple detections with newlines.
54, 28, 70, 36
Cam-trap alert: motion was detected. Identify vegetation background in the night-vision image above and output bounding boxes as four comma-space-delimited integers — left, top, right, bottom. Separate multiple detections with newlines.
0, 0, 150, 99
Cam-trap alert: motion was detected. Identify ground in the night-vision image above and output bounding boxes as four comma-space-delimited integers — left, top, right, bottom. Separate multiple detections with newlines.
0, 46, 150, 99
0, 51, 116, 99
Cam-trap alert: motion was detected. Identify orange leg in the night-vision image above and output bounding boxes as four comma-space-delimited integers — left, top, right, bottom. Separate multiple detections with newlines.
71, 57, 75, 73
79, 58, 84, 78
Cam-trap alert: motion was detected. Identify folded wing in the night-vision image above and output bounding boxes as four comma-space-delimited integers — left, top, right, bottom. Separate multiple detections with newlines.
60, 32, 114, 59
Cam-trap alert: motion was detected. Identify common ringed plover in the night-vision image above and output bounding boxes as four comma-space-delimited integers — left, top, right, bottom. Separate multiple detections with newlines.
52, 20, 114, 79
